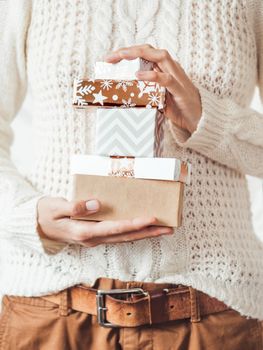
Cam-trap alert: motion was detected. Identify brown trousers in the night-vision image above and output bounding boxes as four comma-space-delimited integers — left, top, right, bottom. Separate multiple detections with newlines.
0, 279, 262, 350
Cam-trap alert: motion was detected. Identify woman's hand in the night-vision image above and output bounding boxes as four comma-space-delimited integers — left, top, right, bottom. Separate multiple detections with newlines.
37, 197, 173, 248
105, 44, 202, 134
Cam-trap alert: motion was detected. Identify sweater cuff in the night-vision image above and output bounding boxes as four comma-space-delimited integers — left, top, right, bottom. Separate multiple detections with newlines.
4, 195, 67, 254
168, 86, 231, 154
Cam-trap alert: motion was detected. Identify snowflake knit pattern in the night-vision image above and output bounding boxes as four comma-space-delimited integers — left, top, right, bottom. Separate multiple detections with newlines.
0, 0, 263, 319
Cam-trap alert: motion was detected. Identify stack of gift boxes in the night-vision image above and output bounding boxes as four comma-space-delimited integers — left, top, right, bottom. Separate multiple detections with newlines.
71, 58, 191, 227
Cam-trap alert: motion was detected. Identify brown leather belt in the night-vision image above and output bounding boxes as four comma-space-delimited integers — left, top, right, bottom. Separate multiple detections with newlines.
42, 281, 229, 328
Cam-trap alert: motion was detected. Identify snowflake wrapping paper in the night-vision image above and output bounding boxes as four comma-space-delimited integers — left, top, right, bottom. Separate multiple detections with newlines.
95, 108, 164, 157
72, 79, 166, 110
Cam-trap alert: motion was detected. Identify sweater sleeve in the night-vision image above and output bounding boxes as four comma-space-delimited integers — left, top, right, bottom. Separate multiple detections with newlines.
168, 5, 263, 178
0, 1, 50, 253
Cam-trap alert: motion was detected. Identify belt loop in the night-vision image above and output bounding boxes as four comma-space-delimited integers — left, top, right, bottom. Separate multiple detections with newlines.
189, 287, 201, 323
147, 293, 153, 325
59, 289, 70, 317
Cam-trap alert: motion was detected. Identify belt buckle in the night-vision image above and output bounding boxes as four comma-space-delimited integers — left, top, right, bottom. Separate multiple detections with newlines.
96, 288, 147, 328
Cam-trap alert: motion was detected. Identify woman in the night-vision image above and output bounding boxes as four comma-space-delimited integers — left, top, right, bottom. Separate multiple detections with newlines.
0, 0, 262, 349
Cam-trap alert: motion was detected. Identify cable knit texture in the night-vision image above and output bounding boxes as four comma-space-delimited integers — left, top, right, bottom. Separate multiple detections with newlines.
0, 0, 263, 319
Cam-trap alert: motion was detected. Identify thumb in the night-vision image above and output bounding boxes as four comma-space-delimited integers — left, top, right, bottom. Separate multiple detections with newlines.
54, 198, 100, 218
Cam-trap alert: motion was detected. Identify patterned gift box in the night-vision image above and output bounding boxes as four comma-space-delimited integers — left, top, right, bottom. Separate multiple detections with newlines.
95, 58, 153, 80
95, 108, 164, 157
73, 79, 166, 110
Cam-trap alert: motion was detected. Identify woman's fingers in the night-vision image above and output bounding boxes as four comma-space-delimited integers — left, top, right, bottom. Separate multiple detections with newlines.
104, 44, 153, 63
102, 45, 202, 134
136, 70, 183, 96
72, 216, 159, 242
105, 45, 185, 79
37, 197, 175, 246
95, 217, 158, 235
81, 225, 174, 247
49, 197, 101, 219
105, 45, 167, 63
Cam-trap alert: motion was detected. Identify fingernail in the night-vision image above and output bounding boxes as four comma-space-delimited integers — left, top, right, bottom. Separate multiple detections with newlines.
86, 200, 99, 211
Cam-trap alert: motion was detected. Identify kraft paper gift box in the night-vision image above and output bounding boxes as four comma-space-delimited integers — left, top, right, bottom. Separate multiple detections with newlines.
95, 108, 165, 157
70, 155, 191, 227
72, 79, 166, 110
95, 58, 154, 80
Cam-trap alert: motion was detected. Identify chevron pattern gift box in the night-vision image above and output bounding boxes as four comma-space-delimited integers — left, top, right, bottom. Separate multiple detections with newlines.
95, 108, 164, 157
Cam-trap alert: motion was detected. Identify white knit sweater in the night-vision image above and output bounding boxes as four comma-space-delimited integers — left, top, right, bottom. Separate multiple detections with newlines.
0, 0, 263, 320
